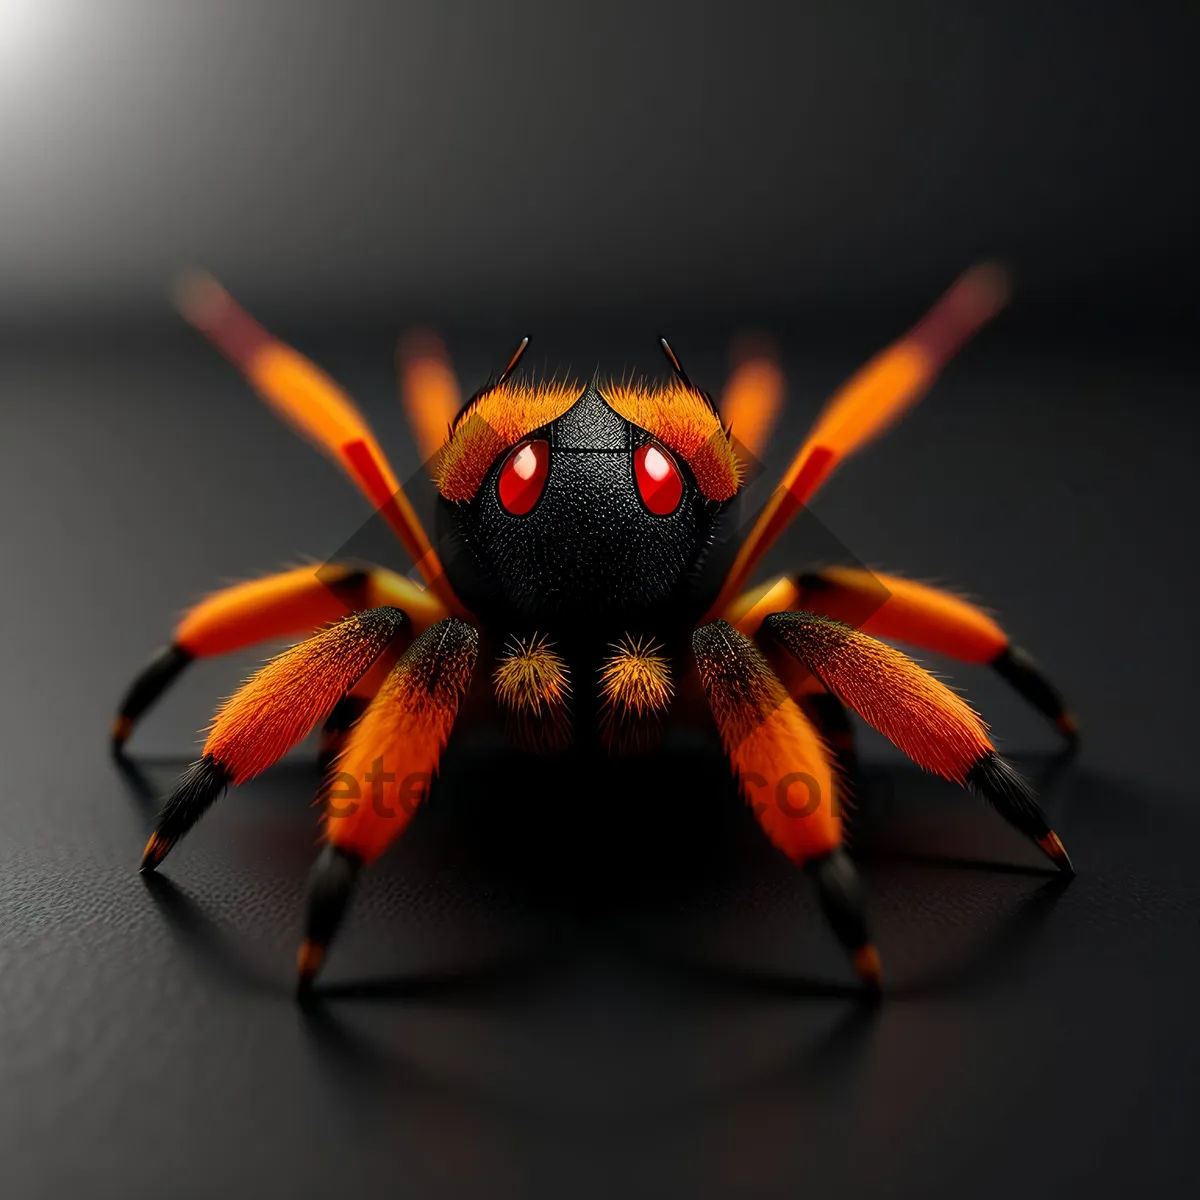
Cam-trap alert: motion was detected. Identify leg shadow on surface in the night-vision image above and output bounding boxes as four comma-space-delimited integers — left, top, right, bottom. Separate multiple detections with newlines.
144, 869, 571, 1004
624, 872, 1067, 1010
112, 753, 167, 816
623, 751, 1078, 1006
624, 933, 872, 1004
887, 874, 1070, 1000
141, 871, 281, 996
309, 939, 572, 1003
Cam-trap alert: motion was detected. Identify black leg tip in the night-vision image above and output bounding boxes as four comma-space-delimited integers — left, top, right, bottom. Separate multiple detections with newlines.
990, 645, 1077, 747
140, 755, 230, 871
967, 752, 1076, 875
110, 716, 135, 755
1038, 831, 1076, 877
296, 845, 362, 995
853, 943, 884, 997
295, 939, 326, 993
807, 847, 878, 990
113, 644, 193, 748
139, 832, 171, 873
1055, 712, 1081, 747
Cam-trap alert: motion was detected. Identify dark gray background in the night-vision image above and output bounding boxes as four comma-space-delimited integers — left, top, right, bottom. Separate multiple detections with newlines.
1, 0, 1195, 330
1, 2, 1198, 1198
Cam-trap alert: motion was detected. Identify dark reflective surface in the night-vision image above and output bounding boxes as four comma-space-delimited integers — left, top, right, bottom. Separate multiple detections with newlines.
0, 333, 1196, 1198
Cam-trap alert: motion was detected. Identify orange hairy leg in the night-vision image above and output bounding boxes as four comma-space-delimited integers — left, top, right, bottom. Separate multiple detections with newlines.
298, 618, 479, 988
691, 621, 880, 990
726, 567, 1077, 741
316, 639, 419, 772
314, 636, 410, 772
140, 608, 410, 871
397, 328, 462, 463
759, 611, 1074, 874
174, 273, 463, 614
707, 264, 1010, 619
719, 340, 784, 463
112, 564, 448, 750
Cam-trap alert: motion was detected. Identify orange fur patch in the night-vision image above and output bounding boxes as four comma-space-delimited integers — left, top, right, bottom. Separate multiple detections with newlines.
767, 614, 992, 782
599, 635, 673, 716
204, 609, 406, 784
693, 622, 839, 862
603, 381, 740, 501
326, 619, 478, 862
436, 380, 580, 501
435, 377, 741, 503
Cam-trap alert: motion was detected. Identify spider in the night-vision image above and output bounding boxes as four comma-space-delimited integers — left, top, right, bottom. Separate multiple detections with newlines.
114, 265, 1077, 993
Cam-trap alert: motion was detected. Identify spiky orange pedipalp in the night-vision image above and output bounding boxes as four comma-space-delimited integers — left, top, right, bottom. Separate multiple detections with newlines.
598, 635, 674, 752
599, 635, 673, 717
493, 634, 573, 751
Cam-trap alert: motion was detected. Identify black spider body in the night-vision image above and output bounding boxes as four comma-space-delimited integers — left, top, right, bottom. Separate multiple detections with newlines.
440, 383, 739, 649
117, 266, 1078, 992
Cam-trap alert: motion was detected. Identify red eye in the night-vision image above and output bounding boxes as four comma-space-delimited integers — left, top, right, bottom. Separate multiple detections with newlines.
498, 438, 550, 515
633, 442, 683, 515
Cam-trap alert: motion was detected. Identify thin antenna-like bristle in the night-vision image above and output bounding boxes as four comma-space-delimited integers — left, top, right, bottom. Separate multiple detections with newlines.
658, 336, 694, 389
496, 336, 531, 386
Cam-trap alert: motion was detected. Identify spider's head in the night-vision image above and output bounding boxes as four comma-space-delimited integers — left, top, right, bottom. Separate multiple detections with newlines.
433, 342, 743, 635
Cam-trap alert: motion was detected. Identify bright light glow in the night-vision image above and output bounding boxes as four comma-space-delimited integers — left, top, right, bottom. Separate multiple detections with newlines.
1, 0, 59, 72
1, 0, 40, 49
